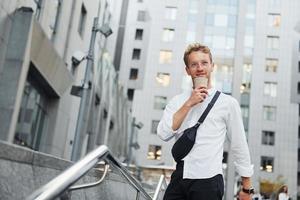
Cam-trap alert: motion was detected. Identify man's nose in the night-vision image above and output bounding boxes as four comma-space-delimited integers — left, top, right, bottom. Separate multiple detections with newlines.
196, 64, 205, 70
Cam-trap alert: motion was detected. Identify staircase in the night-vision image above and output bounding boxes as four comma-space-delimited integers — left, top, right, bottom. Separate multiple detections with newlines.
0, 141, 167, 200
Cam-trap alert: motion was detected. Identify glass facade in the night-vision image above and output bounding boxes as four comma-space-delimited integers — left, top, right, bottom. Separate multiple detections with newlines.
14, 80, 48, 150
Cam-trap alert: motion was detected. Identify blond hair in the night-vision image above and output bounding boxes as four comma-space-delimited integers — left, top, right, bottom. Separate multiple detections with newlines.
183, 43, 212, 67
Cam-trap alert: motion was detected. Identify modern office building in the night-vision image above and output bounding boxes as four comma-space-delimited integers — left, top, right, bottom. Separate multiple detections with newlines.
291, 19, 300, 199
0, 0, 130, 162
118, 0, 300, 199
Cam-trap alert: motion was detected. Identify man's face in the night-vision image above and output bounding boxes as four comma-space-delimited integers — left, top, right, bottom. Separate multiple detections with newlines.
185, 51, 214, 80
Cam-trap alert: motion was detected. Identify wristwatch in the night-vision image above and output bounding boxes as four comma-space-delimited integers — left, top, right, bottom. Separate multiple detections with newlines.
242, 187, 255, 194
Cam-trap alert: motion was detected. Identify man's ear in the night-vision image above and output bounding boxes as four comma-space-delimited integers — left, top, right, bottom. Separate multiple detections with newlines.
185, 67, 191, 76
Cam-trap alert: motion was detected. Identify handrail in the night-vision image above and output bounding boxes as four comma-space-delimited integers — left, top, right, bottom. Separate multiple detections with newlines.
26, 145, 152, 200
152, 175, 167, 200
68, 163, 110, 191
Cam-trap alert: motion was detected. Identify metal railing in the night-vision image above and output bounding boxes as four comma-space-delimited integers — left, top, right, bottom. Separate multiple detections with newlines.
26, 145, 158, 200
152, 175, 167, 200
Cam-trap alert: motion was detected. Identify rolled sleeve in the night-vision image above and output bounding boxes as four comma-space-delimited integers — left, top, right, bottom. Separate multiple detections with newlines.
227, 98, 254, 177
157, 94, 189, 141
157, 97, 178, 141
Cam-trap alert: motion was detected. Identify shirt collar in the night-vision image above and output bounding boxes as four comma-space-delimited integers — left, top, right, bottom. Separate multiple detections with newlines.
207, 87, 217, 96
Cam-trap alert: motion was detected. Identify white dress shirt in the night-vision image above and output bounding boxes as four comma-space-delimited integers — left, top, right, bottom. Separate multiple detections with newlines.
157, 88, 253, 179
278, 193, 289, 200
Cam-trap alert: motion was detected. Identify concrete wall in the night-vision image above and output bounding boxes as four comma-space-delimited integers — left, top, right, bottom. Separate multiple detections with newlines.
0, 141, 149, 200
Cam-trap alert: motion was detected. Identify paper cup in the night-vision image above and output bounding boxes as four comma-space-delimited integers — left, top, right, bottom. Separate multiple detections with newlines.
193, 77, 208, 88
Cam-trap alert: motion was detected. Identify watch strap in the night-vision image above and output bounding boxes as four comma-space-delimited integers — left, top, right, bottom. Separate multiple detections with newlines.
242, 187, 255, 194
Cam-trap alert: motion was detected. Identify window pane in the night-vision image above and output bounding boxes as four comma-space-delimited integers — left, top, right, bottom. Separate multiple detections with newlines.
264, 82, 277, 97
262, 131, 275, 145
244, 35, 254, 48
132, 49, 141, 60
154, 96, 167, 110
129, 68, 139, 80
212, 36, 226, 49
127, 89, 134, 101
159, 50, 172, 64
151, 120, 159, 134
205, 14, 214, 25
165, 6, 177, 20
147, 145, 162, 160
265, 58, 278, 72
214, 14, 228, 27
260, 156, 274, 172
268, 13, 281, 27
14, 80, 48, 150
137, 10, 146, 21
78, 4, 87, 37
263, 106, 276, 121
156, 72, 170, 87
135, 29, 143, 40
162, 28, 175, 42
267, 36, 280, 50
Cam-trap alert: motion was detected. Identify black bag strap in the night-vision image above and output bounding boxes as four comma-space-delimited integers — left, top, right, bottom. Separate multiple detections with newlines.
194, 91, 221, 128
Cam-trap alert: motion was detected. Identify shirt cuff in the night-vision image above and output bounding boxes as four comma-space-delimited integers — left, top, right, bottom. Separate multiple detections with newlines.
234, 162, 254, 177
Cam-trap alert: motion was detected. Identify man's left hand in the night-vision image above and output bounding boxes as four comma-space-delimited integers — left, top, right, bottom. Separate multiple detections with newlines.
238, 190, 252, 200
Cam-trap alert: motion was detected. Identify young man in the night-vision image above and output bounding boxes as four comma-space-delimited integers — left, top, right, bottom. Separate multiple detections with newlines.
157, 43, 254, 200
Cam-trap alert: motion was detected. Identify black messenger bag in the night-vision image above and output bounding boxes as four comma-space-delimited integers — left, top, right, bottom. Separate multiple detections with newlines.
171, 91, 221, 162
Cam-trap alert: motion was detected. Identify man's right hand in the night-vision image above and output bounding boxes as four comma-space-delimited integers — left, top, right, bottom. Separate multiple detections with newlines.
185, 87, 208, 107
172, 87, 208, 131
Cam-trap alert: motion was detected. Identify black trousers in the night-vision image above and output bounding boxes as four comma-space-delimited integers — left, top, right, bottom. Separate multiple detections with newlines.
163, 161, 224, 200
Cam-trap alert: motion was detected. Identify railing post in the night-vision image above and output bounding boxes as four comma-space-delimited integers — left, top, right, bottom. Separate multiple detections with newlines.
136, 190, 141, 200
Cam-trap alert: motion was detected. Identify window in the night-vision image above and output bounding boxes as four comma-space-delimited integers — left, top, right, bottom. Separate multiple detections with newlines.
129, 68, 138, 80
135, 29, 143, 40
241, 105, 249, 119
263, 106, 276, 121
244, 35, 254, 48
298, 82, 300, 94
49, 0, 62, 38
159, 50, 172, 64
267, 36, 279, 50
34, 0, 43, 20
165, 6, 177, 20
214, 14, 228, 27
269, 0, 280, 7
147, 145, 162, 160
132, 49, 141, 60
14, 67, 48, 150
264, 82, 277, 97
298, 61, 300, 72
260, 156, 274, 172
156, 72, 170, 87
127, 89, 134, 101
205, 14, 214, 25
268, 13, 281, 27
151, 120, 159, 134
137, 10, 146, 21
262, 131, 275, 145
78, 4, 87, 37
162, 28, 175, 42
212, 36, 226, 49
265, 58, 278, 72
154, 96, 167, 110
